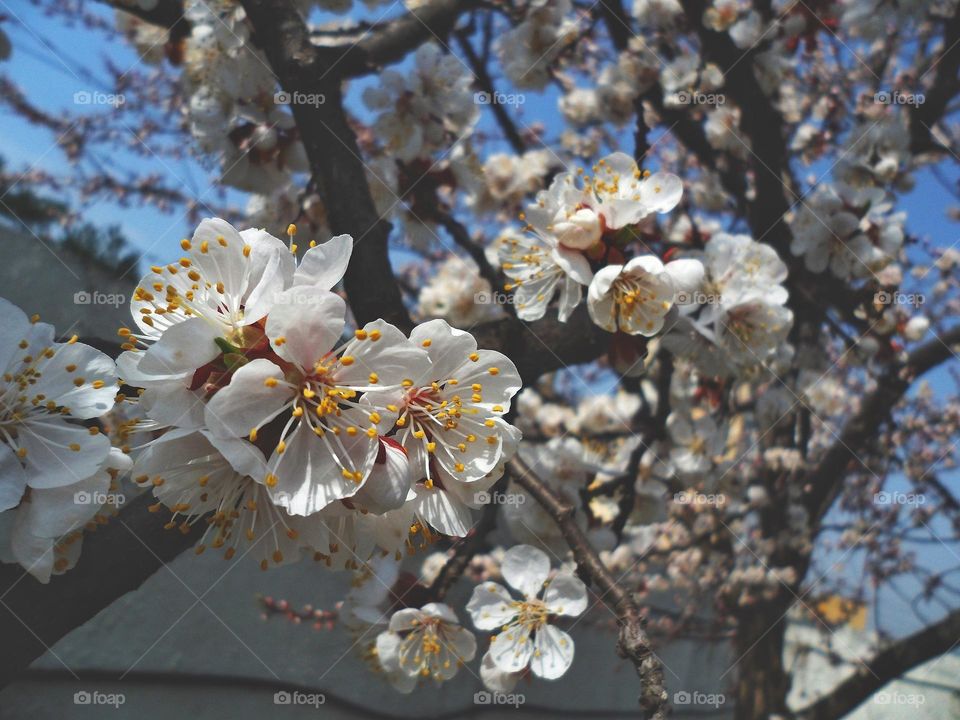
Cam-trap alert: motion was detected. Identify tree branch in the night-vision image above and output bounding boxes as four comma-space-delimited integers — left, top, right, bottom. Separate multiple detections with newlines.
454, 29, 527, 155
239, 0, 412, 330
803, 326, 960, 527
470, 307, 610, 385
794, 608, 960, 720
507, 456, 668, 720
336, 0, 481, 78
99, 0, 186, 29
909, 4, 960, 153
435, 211, 503, 293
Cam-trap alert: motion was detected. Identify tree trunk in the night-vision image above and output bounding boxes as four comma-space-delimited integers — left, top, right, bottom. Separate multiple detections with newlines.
733, 603, 791, 720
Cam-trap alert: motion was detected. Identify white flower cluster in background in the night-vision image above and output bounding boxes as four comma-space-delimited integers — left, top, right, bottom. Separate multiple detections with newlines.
664, 233, 794, 377
363, 43, 479, 164
495, 151, 703, 328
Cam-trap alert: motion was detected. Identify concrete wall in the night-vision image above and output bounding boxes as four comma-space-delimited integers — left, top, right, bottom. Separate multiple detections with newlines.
0, 226, 136, 343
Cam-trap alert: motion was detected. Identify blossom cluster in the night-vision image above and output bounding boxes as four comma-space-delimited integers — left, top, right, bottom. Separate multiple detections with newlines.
0, 299, 129, 582
368, 545, 588, 693
118, 219, 523, 568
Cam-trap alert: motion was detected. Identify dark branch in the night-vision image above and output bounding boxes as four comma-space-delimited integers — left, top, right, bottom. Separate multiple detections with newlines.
507, 456, 668, 719
239, 0, 412, 330
804, 326, 960, 527
795, 608, 960, 720
454, 30, 527, 155
909, 5, 960, 153
336, 0, 481, 78
435, 212, 503, 293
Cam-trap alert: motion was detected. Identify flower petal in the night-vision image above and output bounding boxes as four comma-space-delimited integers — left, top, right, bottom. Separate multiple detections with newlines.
414, 484, 473, 537
266, 287, 345, 370
481, 649, 521, 692
20, 417, 110, 489
293, 234, 353, 290
204, 358, 291, 439
467, 581, 517, 630
530, 624, 575, 679
19, 469, 110, 539
501, 544, 551, 598
0, 443, 27, 512
488, 622, 533, 673
543, 573, 588, 617
138, 317, 221, 376
335, 320, 430, 389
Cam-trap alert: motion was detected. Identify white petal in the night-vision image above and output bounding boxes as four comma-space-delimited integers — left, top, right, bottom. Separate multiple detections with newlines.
266, 287, 344, 370
421, 602, 460, 625
557, 277, 582, 322
388, 608, 423, 632
293, 234, 353, 290
415, 485, 473, 536
33, 342, 117, 420
639, 172, 683, 213
409, 319, 476, 384
376, 630, 403, 672
352, 439, 410, 514
10, 510, 55, 583
268, 422, 371, 514
190, 218, 248, 296
488, 622, 533, 673
467, 581, 518, 630
543, 574, 588, 617
481, 650, 521, 692
0, 443, 27, 512
241, 250, 285, 326
19, 470, 110, 539
20, 418, 110, 489
239, 227, 295, 290
204, 359, 291, 439
0, 297, 32, 372
335, 320, 431, 388
553, 247, 593, 286
664, 258, 705, 295
138, 318, 221, 375
140, 383, 206, 430
501, 544, 551, 598
623, 254, 665, 275
530, 624, 575, 679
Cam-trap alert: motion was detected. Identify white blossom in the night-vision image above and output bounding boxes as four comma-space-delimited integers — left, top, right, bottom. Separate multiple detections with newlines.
467, 545, 587, 680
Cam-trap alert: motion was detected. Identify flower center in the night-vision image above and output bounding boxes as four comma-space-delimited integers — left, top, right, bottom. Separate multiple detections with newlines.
512, 599, 549, 631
